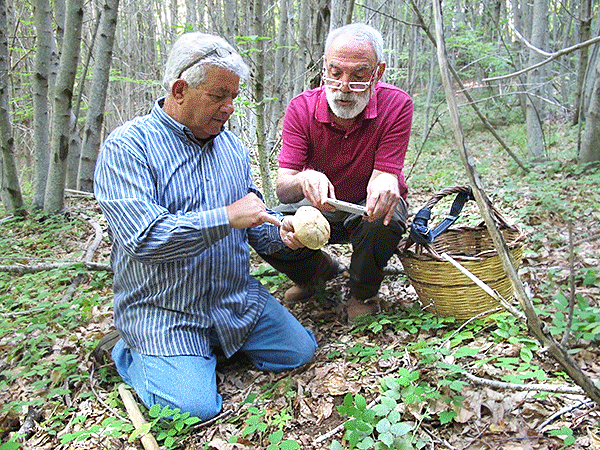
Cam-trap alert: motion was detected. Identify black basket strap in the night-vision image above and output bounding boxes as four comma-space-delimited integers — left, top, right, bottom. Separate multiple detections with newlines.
409, 186, 475, 244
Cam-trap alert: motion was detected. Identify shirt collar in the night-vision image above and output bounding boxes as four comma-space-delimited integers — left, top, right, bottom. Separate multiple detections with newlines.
153, 97, 218, 146
315, 83, 379, 124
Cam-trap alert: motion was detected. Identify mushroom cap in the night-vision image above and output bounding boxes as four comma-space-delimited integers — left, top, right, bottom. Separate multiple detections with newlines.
292, 206, 331, 250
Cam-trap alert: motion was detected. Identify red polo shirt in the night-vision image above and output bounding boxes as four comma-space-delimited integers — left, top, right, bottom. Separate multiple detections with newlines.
279, 82, 413, 203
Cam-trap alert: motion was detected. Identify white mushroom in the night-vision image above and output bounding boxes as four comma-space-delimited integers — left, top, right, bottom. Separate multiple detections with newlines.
292, 206, 331, 250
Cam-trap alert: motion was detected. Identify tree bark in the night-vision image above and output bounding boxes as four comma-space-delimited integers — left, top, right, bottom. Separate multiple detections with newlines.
44, 0, 84, 213
250, 0, 276, 207
328, 0, 346, 32
0, 0, 24, 215
525, 0, 547, 161
294, 0, 311, 94
32, 0, 55, 208
579, 62, 600, 163
572, 0, 591, 126
0, 0, 25, 216
78, 0, 120, 193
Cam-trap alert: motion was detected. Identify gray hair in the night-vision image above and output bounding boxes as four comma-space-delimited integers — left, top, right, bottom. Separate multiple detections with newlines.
324, 23, 384, 63
162, 32, 250, 91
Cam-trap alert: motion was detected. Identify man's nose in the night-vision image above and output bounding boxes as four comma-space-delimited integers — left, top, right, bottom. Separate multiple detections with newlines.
339, 76, 352, 93
220, 97, 235, 114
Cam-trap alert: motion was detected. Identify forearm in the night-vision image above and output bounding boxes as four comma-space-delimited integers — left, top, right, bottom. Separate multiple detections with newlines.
276, 171, 305, 204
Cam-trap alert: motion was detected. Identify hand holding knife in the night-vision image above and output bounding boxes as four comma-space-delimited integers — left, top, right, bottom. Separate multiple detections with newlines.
325, 198, 368, 216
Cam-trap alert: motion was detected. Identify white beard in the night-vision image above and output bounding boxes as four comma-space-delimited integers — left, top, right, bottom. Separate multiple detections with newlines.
325, 86, 372, 120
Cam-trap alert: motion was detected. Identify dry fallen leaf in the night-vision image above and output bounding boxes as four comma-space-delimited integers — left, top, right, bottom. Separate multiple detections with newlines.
588, 427, 600, 450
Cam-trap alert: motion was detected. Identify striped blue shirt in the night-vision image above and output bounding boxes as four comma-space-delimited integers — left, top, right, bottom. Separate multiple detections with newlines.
94, 98, 286, 358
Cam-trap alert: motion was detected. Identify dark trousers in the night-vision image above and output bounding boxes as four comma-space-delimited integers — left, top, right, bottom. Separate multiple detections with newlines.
260, 198, 407, 300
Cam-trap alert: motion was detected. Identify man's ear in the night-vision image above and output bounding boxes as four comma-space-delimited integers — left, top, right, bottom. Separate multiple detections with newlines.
171, 79, 188, 101
376, 62, 386, 81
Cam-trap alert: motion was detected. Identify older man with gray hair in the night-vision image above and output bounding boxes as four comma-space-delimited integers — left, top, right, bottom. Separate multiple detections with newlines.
261, 23, 413, 322
94, 32, 317, 420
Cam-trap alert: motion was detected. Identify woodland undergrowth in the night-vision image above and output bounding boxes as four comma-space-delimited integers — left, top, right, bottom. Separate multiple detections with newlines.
1, 118, 600, 450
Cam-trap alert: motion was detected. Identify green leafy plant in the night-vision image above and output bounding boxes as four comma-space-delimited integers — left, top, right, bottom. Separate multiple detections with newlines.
547, 426, 576, 447
0, 440, 22, 450
251, 265, 289, 293
228, 404, 300, 449
145, 404, 201, 449
352, 307, 454, 336
332, 370, 445, 449
59, 415, 134, 444
546, 289, 600, 342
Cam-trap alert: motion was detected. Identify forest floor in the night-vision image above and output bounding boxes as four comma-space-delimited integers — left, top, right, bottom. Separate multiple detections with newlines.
1, 120, 600, 450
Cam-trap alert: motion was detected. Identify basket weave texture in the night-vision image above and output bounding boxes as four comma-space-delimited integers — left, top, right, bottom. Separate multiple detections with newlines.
399, 186, 525, 320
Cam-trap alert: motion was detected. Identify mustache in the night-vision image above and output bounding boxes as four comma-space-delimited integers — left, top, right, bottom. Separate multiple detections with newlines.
329, 91, 358, 102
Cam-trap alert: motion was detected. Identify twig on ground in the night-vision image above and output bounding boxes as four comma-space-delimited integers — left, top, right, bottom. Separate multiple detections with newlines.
3, 307, 45, 318
463, 424, 491, 450
65, 188, 95, 197
441, 307, 503, 346
79, 213, 104, 263
557, 232, 600, 251
536, 399, 594, 432
88, 365, 128, 421
463, 371, 586, 394
421, 424, 456, 449
0, 261, 111, 274
118, 384, 160, 450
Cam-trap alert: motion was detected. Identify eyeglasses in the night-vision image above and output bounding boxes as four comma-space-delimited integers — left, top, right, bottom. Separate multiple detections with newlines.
321, 65, 378, 93
177, 46, 234, 79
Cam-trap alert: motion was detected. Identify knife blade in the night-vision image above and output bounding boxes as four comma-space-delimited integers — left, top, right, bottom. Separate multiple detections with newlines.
326, 198, 367, 216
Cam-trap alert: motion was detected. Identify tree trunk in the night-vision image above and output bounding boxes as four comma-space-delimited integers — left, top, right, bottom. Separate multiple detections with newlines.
329, 0, 346, 32
0, 0, 25, 215
265, 0, 289, 164
32, 0, 55, 208
67, 5, 100, 191
185, 0, 196, 29
44, 0, 84, 213
579, 62, 600, 163
582, 17, 600, 117
78, 0, 120, 193
250, 0, 276, 207
422, 46, 437, 145
294, 0, 311, 94
344, 0, 354, 24
513, 0, 528, 119
525, 0, 546, 161
572, 0, 592, 126
67, 111, 81, 190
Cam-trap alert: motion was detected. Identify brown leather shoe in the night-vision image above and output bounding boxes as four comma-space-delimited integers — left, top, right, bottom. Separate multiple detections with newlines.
284, 283, 316, 303
284, 252, 339, 304
346, 296, 381, 323
90, 329, 121, 364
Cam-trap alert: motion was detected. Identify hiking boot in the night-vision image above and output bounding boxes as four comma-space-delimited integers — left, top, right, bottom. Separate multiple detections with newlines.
346, 296, 381, 323
91, 330, 121, 365
284, 252, 340, 304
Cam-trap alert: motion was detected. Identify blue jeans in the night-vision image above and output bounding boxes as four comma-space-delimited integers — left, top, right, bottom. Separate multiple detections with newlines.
112, 296, 317, 421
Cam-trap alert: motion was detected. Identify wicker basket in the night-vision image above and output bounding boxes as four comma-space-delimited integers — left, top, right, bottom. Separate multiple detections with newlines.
398, 186, 525, 321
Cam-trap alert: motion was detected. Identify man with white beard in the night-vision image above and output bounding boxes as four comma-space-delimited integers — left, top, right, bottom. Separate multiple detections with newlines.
259, 23, 414, 322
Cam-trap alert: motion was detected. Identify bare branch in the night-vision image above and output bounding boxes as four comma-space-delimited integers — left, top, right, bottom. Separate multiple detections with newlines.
484, 34, 600, 82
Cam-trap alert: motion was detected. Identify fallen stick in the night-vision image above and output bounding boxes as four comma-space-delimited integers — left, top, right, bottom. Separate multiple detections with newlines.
118, 384, 160, 450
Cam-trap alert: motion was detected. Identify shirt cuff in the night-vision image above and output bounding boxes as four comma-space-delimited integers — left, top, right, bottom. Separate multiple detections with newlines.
197, 206, 231, 246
